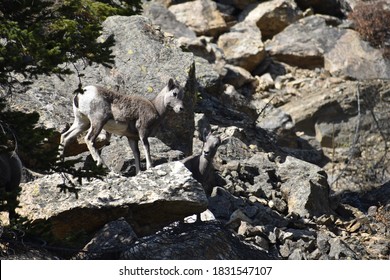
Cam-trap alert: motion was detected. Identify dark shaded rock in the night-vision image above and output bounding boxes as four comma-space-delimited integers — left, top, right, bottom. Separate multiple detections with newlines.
222, 64, 256, 88
121, 221, 275, 259
75, 218, 138, 260
252, 202, 289, 228
219, 0, 257, 10
255, 100, 294, 136
0, 226, 59, 260
194, 56, 223, 94
208, 186, 246, 221
232, 152, 331, 216
295, 0, 345, 17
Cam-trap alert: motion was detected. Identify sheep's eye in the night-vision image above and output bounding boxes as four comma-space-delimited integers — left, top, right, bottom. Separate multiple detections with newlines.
173, 92, 177, 97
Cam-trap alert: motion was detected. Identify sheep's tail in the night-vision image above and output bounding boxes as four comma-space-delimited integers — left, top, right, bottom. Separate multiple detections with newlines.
73, 94, 79, 109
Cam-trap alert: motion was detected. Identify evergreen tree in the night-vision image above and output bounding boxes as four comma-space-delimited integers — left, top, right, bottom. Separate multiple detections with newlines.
0, 0, 142, 88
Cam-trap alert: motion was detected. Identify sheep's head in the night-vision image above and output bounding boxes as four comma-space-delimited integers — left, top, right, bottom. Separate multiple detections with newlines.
203, 133, 221, 160
164, 78, 184, 113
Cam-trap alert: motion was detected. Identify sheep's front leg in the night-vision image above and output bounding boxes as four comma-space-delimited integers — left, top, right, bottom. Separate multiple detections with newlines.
128, 138, 141, 174
140, 137, 153, 170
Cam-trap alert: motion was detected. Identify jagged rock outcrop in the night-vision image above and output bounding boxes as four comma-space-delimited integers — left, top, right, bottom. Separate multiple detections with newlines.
16, 162, 208, 246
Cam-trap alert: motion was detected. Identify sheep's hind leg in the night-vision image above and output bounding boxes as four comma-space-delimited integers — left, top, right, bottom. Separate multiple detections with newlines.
85, 121, 107, 167
128, 138, 141, 174
136, 122, 153, 170
60, 118, 89, 158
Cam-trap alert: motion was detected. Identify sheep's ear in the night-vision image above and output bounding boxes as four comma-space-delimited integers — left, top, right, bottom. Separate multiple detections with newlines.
167, 78, 175, 90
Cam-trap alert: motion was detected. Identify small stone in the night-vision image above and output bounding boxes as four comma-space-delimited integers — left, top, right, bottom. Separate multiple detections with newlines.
238, 221, 252, 236
367, 206, 377, 216
346, 221, 361, 233
254, 236, 269, 251
288, 248, 304, 260
273, 197, 288, 213
226, 209, 253, 228
279, 242, 291, 258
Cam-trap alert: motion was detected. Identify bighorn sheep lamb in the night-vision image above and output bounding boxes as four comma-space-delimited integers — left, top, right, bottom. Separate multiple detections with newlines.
61, 78, 184, 173
182, 129, 221, 196
0, 149, 22, 192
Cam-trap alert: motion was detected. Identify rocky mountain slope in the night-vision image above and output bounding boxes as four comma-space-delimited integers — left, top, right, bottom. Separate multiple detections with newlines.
1, 0, 389, 259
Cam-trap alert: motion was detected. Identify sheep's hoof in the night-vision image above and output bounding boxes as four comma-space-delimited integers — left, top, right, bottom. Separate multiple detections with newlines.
146, 164, 153, 170
108, 170, 120, 178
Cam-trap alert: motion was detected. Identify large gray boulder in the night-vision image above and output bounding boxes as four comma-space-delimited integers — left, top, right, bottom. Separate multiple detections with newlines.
16, 162, 208, 246
143, 1, 197, 39
278, 156, 332, 217
267, 14, 390, 79
240, 0, 303, 39
266, 15, 343, 69
169, 0, 228, 36
324, 30, 390, 80
218, 21, 266, 72
9, 15, 196, 159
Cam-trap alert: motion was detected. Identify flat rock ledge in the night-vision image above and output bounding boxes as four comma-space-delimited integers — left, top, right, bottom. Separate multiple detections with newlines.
16, 162, 208, 246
